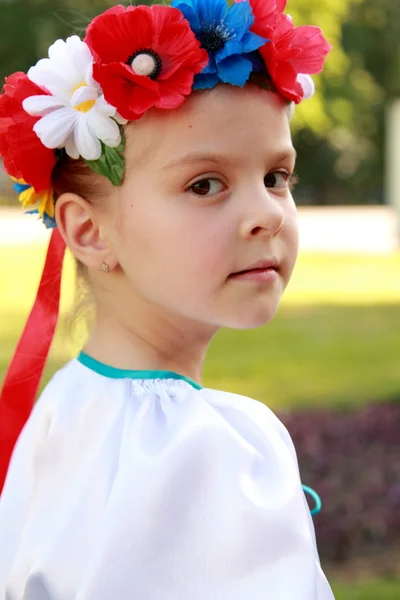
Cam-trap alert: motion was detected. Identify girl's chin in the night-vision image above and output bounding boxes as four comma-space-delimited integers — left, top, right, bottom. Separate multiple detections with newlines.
221, 304, 281, 330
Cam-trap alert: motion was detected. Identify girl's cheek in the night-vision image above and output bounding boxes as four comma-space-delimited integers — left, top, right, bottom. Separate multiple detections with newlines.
288, 221, 300, 254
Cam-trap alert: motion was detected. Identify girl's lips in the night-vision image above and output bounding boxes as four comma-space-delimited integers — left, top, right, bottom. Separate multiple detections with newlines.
228, 267, 279, 283
228, 257, 280, 282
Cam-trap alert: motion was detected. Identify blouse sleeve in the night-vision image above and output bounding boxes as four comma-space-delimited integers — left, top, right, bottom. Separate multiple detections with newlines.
0, 370, 334, 600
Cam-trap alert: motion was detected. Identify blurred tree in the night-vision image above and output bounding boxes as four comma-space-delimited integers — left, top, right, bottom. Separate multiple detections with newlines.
292, 0, 400, 205
0, 0, 152, 78
0, 0, 398, 205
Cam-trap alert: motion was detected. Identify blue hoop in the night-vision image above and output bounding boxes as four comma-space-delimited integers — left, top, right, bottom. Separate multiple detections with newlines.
302, 484, 322, 516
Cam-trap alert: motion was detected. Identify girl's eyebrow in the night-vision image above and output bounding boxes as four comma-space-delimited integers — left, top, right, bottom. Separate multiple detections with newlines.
162, 147, 297, 170
275, 147, 297, 162
162, 152, 231, 170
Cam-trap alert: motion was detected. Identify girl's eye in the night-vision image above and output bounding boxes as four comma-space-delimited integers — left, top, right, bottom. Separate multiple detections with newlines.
264, 171, 297, 189
189, 178, 225, 197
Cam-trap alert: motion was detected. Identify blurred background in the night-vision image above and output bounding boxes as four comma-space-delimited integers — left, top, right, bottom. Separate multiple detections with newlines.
1, 0, 400, 598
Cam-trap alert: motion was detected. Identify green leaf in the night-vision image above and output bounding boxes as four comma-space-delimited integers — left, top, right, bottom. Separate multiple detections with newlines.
85, 128, 126, 186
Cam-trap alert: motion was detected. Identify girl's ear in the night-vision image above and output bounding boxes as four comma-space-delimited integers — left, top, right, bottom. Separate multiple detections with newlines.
55, 193, 118, 271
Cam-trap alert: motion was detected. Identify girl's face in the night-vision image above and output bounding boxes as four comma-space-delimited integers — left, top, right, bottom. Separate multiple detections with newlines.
107, 84, 298, 330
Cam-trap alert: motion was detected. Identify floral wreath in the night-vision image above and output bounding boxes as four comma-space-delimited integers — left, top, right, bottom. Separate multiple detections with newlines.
0, 0, 331, 495
0, 0, 331, 228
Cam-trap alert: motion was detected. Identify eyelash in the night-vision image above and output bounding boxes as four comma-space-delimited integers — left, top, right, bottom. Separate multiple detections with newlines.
270, 170, 299, 191
188, 170, 299, 197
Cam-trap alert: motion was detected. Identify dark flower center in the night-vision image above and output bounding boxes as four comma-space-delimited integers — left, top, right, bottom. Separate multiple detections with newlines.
198, 23, 232, 53
126, 48, 162, 80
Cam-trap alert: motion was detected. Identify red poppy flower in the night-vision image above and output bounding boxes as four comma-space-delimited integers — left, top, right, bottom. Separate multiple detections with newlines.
0, 72, 56, 192
247, 0, 331, 103
85, 4, 209, 120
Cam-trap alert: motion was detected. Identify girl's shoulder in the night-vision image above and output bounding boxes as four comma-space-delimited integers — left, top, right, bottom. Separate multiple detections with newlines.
28, 357, 299, 477
39, 358, 292, 447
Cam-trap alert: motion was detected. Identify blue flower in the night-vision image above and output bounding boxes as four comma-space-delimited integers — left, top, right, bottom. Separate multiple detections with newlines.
13, 181, 31, 195
12, 179, 56, 229
26, 209, 57, 229
172, 0, 268, 89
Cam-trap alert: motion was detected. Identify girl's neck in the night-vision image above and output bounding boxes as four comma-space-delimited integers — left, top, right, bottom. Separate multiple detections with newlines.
83, 303, 217, 385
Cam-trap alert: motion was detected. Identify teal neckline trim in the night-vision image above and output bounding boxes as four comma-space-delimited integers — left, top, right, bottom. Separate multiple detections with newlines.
302, 484, 322, 516
77, 352, 202, 390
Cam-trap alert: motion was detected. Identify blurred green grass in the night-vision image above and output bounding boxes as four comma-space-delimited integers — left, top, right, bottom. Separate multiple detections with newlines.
1, 245, 400, 408
331, 579, 400, 599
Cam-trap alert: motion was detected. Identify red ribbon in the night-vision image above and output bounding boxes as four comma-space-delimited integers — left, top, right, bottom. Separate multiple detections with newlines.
0, 228, 66, 494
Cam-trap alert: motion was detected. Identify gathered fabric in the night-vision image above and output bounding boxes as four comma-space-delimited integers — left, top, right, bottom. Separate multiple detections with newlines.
0, 359, 334, 599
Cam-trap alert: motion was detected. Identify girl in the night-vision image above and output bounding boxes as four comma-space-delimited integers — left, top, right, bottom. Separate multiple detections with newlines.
0, 1, 334, 598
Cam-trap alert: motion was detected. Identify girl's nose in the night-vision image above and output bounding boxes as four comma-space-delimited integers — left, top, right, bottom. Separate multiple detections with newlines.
239, 185, 285, 240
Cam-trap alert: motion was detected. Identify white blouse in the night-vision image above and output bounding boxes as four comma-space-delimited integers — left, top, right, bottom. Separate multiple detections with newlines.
0, 355, 335, 599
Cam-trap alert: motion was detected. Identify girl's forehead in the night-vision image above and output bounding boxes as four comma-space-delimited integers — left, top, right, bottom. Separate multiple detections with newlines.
125, 85, 293, 167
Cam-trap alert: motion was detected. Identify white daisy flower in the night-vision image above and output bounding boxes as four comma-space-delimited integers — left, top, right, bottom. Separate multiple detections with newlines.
22, 36, 124, 161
